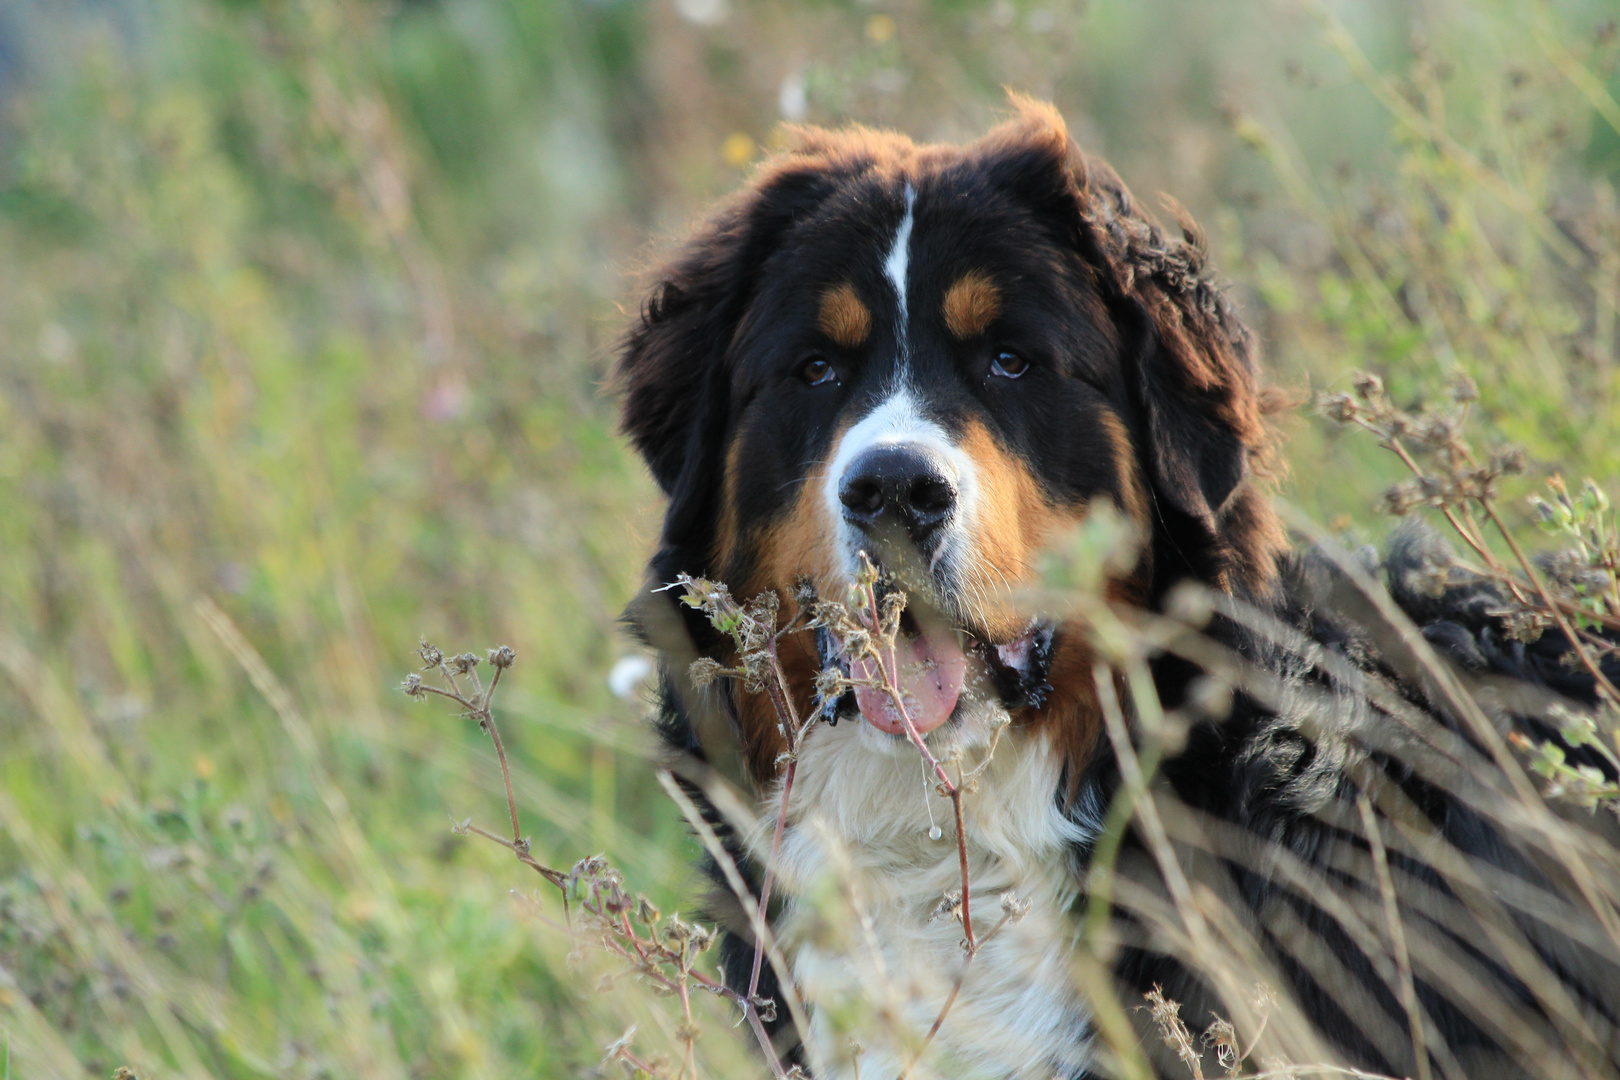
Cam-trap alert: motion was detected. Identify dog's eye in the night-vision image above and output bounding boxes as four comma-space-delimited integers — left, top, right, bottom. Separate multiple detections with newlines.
990, 351, 1028, 379
801, 357, 837, 386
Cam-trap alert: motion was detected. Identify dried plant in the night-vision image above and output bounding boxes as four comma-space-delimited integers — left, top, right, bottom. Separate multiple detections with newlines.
1322, 371, 1620, 815
668, 550, 1028, 1079
403, 641, 760, 1080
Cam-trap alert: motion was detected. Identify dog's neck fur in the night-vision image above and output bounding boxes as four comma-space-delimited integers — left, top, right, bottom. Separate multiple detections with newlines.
767, 703, 1103, 1080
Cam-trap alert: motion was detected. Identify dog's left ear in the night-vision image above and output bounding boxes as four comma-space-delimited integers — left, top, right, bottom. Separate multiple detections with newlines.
979, 98, 1283, 591
619, 148, 870, 566
1118, 252, 1261, 530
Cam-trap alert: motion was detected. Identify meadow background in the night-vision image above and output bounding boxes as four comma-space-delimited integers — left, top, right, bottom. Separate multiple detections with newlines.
1, 0, 1618, 1076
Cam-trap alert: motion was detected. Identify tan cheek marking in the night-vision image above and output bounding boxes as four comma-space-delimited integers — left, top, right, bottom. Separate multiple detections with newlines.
727, 424, 852, 786
942, 270, 1002, 339
958, 420, 1088, 640
746, 461, 849, 608
818, 282, 871, 348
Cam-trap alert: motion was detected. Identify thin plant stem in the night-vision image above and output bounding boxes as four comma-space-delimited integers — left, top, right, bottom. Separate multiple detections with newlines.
856, 575, 976, 950
1357, 795, 1433, 1080
894, 912, 1017, 1080
658, 769, 811, 1060
1478, 499, 1620, 710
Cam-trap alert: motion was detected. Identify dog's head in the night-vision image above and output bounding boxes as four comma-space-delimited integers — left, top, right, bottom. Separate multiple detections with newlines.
619, 100, 1283, 788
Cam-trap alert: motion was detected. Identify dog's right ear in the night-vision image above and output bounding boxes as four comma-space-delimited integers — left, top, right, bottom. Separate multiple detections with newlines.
621, 147, 870, 472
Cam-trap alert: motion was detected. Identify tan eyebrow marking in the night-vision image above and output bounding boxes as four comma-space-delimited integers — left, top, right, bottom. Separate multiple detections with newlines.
817, 282, 871, 348
943, 270, 1002, 339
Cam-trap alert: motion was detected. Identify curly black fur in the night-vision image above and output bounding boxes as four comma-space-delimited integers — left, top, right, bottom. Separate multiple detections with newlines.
1086, 525, 1620, 1079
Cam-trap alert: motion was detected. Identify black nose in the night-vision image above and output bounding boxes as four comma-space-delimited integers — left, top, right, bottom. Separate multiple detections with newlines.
838, 445, 958, 547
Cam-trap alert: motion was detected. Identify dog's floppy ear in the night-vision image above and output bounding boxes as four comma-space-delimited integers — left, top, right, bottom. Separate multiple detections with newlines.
978, 98, 1283, 591
1115, 236, 1262, 528
620, 169, 827, 496
619, 134, 898, 558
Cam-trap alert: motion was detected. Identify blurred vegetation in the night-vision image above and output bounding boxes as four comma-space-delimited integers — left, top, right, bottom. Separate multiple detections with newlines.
0, 0, 1617, 1076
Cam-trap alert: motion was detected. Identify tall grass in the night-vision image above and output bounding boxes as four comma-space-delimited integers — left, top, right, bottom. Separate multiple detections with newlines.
0, 0, 1617, 1077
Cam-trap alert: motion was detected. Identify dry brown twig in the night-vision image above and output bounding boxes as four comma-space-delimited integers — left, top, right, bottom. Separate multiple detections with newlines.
403, 639, 777, 1080
1322, 373, 1620, 702
1321, 372, 1620, 815
404, 540, 1024, 1080
671, 549, 1029, 1079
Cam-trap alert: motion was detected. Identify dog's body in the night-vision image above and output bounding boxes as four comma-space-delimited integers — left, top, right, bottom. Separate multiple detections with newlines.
618, 102, 1620, 1079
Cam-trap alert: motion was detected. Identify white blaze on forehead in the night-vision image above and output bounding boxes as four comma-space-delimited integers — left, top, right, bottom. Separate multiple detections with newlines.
822, 386, 980, 572
883, 184, 916, 354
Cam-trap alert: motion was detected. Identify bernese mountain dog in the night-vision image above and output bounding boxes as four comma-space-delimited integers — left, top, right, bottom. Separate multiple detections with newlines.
616, 99, 1620, 1080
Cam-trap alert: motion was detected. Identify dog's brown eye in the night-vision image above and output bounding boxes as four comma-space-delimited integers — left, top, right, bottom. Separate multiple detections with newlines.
990, 351, 1028, 378
802, 357, 837, 386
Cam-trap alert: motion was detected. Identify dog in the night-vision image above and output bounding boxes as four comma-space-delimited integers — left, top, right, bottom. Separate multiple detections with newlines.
617, 100, 1620, 1080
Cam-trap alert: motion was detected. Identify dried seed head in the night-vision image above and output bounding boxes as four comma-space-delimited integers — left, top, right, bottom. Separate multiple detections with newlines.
1490, 605, 1552, 644
636, 896, 661, 925
1321, 392, 1357, 424
740, 649, 772, 681
1143, 985, 1203, 1078
1450, 372, 1480, 404
842, 628, 872, 658
748, 590, 781, 624
402, 673, 424, 697
418, 641, 444, 668
1351, 371, 1384, 402
1413, 414, 1456, 448
1417, 474, 1448, 501
1491, 445, 1527, 476
599, 877, 630, 914
452, 652, 480, 674
999, 892, 1032, 920
1461, 467, 1498, 501
1202, 1015, 1240, 1073
688, 657, 724, 689
575, 853, 610, 878
487, 645, 516, 669
929, 889, 965, 923
880, 588, 906, 628
1380, 481, 1422, 516
814, 666, 848, 701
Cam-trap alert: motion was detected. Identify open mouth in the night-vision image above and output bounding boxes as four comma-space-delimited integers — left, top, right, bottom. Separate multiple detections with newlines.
815, 591, 1056, 736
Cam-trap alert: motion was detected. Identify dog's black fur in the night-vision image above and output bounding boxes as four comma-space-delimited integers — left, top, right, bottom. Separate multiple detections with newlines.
617, 100, 1620, 1078
1094, 531, 1620, 1078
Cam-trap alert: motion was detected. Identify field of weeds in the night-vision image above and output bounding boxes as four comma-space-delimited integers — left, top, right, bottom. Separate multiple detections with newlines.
2, 1, 1619, 1077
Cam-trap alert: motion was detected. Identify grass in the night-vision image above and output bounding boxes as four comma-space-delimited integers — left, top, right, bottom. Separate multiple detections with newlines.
0, 0, 1618, 1077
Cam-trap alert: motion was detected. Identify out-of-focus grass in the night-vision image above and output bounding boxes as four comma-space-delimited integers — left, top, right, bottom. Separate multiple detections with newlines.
0, 0, 1616, 1076
0, 3, 687, 1076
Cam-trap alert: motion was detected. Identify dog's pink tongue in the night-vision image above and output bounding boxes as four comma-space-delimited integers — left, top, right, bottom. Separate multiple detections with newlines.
852, 631, 967, 737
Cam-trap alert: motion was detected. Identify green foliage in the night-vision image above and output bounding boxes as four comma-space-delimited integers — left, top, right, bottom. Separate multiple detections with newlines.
1, 0, 1618, 1076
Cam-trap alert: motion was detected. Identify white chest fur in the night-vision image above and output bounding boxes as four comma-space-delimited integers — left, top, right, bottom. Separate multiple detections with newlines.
768, 716, 1100, 1080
